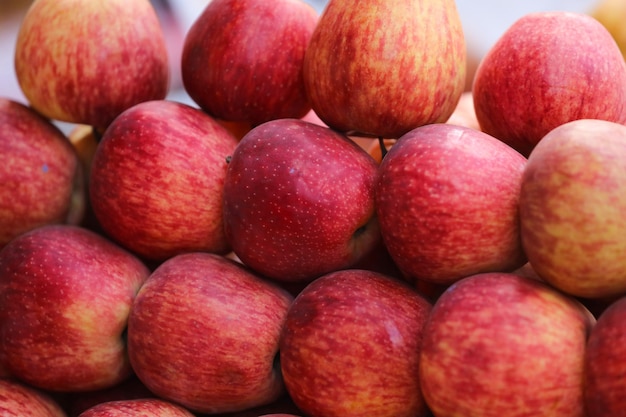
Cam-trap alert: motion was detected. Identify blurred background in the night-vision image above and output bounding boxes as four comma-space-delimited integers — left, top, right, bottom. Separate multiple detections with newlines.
0, 0, 609, 110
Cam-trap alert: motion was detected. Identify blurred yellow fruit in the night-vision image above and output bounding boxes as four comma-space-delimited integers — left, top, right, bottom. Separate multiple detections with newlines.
590, 0, 626, 59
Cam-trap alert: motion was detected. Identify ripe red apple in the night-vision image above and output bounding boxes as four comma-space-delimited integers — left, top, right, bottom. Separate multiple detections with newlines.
0, 98, 84, 249
0, 224, 150, 392
303, 0, 466, 138
223, 118, 381, 283
62, 375, 155, 417
584, 295, 626, 417
519, 119, 626, 299
280, 269, 432, 417
0, 379, 66, 417
181, 0, 318, 126
127, 252, 293, 414
472, 11, 626, 156
419, 272, 595, 417
14, 0, 170, 132
76, 398, 194, 417
89, 100, 239, 262
375, 123, 527, 286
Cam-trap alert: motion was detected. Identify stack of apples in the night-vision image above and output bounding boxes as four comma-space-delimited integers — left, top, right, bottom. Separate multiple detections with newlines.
1, 0, 626, 416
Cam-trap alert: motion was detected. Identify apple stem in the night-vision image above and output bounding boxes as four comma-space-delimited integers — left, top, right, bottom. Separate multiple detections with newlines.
378, 136, 388, 159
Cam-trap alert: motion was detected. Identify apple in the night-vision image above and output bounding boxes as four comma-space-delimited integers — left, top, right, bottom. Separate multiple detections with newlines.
223, 118, 381, 283
590, 0, 626, 59
0, 98, 84, 249
472, 11, 626, 157
0, 224, 150, 392
14, 0, 170, 132
375, 123, 527, 286
61, 375, 155, 417
519, 119, 626, 299
280, 269, 433, 417
181, 0, 318, 127
127, 252, 293, 414
0, 378, 66, 417
584, 295, 626, 417
419, 272, 595, 417
89, 99, 239, 262
303, 0, 466, 139
76, 398, 194, 417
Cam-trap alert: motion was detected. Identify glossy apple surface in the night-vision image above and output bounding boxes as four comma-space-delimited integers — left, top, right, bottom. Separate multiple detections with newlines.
303, 0, 466, 138
376, 123, 527, 285
182, 0, 318, 126
223, 118, 381, 283
520, 119, 626, 299
0, 379, 66, 417
280, 269, 432, 417
89, 100, 239, 262
76, 399, 194, 417
0, 225, 150, 392
473, 11, 626, 156
584, 295, 626, 417
14, 0, 170, 131
0, 98, 83, 248
127, 252, 293, 414
419, 272, 595, 417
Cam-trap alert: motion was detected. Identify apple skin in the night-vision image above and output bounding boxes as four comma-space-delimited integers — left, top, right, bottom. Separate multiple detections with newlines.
303, 0, 466, 139
223, 118, 381, 283
14, 0, 169, 132
519, 119, 626, 299
181, 0, 318, 126
419, 272, 595, 417
0, 379, 67, 417
0, 98, 84, 248
472, 11, 626, 157
61, 375, 155, 417
89, 100, 239, 262
280, 269, 433, 417
76, 398, 194, 417
127, 252, 293, 414
375, 123, 527, 286
584, 295, 626, 417
0, 224, 150, 392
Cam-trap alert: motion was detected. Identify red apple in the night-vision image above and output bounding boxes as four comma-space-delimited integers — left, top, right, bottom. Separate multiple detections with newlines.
375, 123, 527, 286
472, 11, 626, 156
0, 379, 66, 417
0, 224, 150, 392
584, 295, 626, 417
280, 269, 433, 417
14, 0, 170, 132
223, 118, 381, 283
181, 0, 318, 126
76, 398, 194, 417
519, 119, 626, 299
419, 272, 595, 417
62, 375, 155, 417
0, 98, 84, 249
303, 0, 466, 138
127, 252, 293, 414
89, 99, 239, 262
